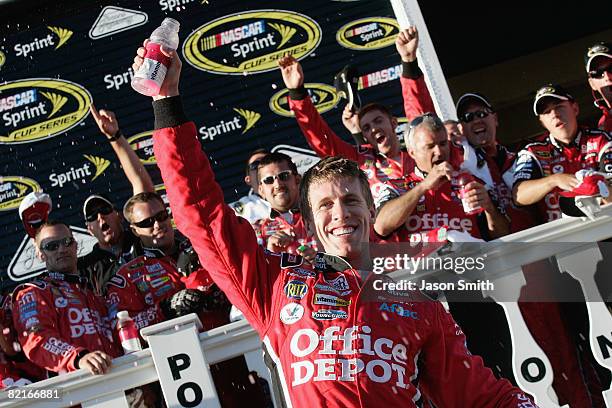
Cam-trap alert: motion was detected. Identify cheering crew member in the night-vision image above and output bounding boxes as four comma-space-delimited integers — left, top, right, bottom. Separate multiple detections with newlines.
374, 113, 509, 241
79, 106, 154, 295
455, 93, 537, 232
278, 27, 435, 206
12, 221, 120, 375
107, 192, 265, 407
513, 84, 612, 223
584, 42, 612, 132
132, 39, 538, 408
229, 148, 271, 225
253, 152, 317, 254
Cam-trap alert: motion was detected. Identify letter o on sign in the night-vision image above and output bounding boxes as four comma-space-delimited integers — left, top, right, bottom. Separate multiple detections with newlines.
520, 357, 545, 382
177, 382, 203, 407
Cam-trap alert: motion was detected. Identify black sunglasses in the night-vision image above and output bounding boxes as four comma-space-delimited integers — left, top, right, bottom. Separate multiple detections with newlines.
85, 204, 114, 222
132, 209, 170, 228
460, 109, 491, 123
248, 160, 262, 171
408, 112, 437, 130
260, 170, 294, 185
589, 66, 612, 79
41, 237, 76, 252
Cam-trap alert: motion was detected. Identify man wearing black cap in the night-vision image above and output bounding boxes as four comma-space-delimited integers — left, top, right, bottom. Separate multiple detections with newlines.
585, 42, 612, 132
228, 148, 271, 225
513, 84, 612, 223
79, 105, 154, 294
455, 93, 536, 233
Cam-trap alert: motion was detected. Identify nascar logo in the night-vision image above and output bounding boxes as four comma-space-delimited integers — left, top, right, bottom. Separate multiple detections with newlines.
269, 83, 339, 117
0, 176, 41, 211
183, 10, 321, 75
336, 17, 399, 51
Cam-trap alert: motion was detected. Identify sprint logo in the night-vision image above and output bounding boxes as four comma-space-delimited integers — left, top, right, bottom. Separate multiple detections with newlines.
268, 23, 296, 49
0, 50, 5, 69
199, 108, 260, 141
40, 92, 67, 118
14, 26, 73, 57
49, 155, 109, 188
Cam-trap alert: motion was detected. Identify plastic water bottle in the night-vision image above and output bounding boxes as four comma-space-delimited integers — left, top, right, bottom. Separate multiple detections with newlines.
455, 172, 484, 215
131, 18, 180, 96
117, 311, 142, 354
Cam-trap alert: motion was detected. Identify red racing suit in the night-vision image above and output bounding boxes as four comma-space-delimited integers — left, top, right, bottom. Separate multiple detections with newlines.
150, 97, 537, 408
288, 61, 435, 206
513, 128, 612, 223
0, 294, 45, 388
11, 271, 120, 374
255, 208, 318, 254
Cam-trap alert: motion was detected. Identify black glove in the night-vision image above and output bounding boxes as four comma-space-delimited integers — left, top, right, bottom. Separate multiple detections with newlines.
160, 289, 207, 319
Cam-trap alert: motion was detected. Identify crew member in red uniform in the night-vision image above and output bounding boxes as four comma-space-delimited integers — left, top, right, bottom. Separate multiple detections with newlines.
0, 293, 45, 388
374, 113, 509, 242
12, 221, 120, 376
585, 42, 612, 132
252, 152, 317, 254
107, 191, 265, 407
132, 40, 538, 408
278, 27, 435, 206
513, 84, 612, 223
455, 92, 537, 232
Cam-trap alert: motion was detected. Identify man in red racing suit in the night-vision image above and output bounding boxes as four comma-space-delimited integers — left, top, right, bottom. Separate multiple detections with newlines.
134, 42, 538, 408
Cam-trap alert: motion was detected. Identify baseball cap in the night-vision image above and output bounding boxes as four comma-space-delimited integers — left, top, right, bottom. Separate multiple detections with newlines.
83, 194, 114, 220
532, 84, 574, 116
584, 42, 612, 73
455, 92, 493, 117
18, 191, 52, 238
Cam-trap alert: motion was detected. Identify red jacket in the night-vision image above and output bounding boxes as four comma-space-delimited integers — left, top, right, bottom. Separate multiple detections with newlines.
11, 272, 120, 373
598, 105, 611, 132
150, 99, 537, 408
288, 70, 434, 208
514, 128, 612, 223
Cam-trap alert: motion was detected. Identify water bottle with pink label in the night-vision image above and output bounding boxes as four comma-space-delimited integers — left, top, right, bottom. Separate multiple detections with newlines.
131, 18, 180, 96
117, 310, 142, 354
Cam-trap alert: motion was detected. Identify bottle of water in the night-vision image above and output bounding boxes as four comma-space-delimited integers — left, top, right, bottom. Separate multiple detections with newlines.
117, 310, 142, 354
131, 18, 180, 96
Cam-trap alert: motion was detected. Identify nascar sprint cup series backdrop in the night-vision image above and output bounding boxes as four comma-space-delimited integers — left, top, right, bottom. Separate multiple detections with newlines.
0, 0, 408, 289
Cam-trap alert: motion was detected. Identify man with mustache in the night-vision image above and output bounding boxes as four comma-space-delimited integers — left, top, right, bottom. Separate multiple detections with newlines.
131, 40, 538, 407
278, 27, 434, 207
79, 106, 154, 295
254, 152, 317, 254
513, 85, 612, 223
584, 42, 612, 132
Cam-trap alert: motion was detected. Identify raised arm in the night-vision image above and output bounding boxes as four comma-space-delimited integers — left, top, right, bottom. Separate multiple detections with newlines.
132, 41, 281, 335
279, 56, 360, 161
396, 27, 436, 121
90, 105, 154, 194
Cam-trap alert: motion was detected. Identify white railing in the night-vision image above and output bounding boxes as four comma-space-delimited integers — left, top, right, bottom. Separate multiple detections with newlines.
0, 205, 611, 407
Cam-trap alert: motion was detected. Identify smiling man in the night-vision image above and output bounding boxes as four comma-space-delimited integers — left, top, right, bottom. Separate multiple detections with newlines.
253, 152, 317, 254
513, 84, 612, 223
135, 40, 537, 408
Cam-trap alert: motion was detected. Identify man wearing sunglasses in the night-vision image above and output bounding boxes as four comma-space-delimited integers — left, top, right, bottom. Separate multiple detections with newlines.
585, 42, 612, 132
132, 42, 537, 407
513, 84, 612, 223
107, 191, 264, 406
455, 93, 536, 233
254, 152, 317, 254
229, 148, 271, 225
278, 27, 435, 207
12, 221, 121, 376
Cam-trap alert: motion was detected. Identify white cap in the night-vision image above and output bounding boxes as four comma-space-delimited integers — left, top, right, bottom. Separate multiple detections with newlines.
18, 191, 52, 220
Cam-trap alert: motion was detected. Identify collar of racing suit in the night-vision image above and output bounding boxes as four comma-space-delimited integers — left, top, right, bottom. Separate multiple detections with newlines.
43, 270, 91, 288
549, 129, 582, 150
269, 207, 300, 219
280, 251, 353, 274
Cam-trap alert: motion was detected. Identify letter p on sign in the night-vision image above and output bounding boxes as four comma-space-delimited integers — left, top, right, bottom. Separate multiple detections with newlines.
141, 314, 220, 407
